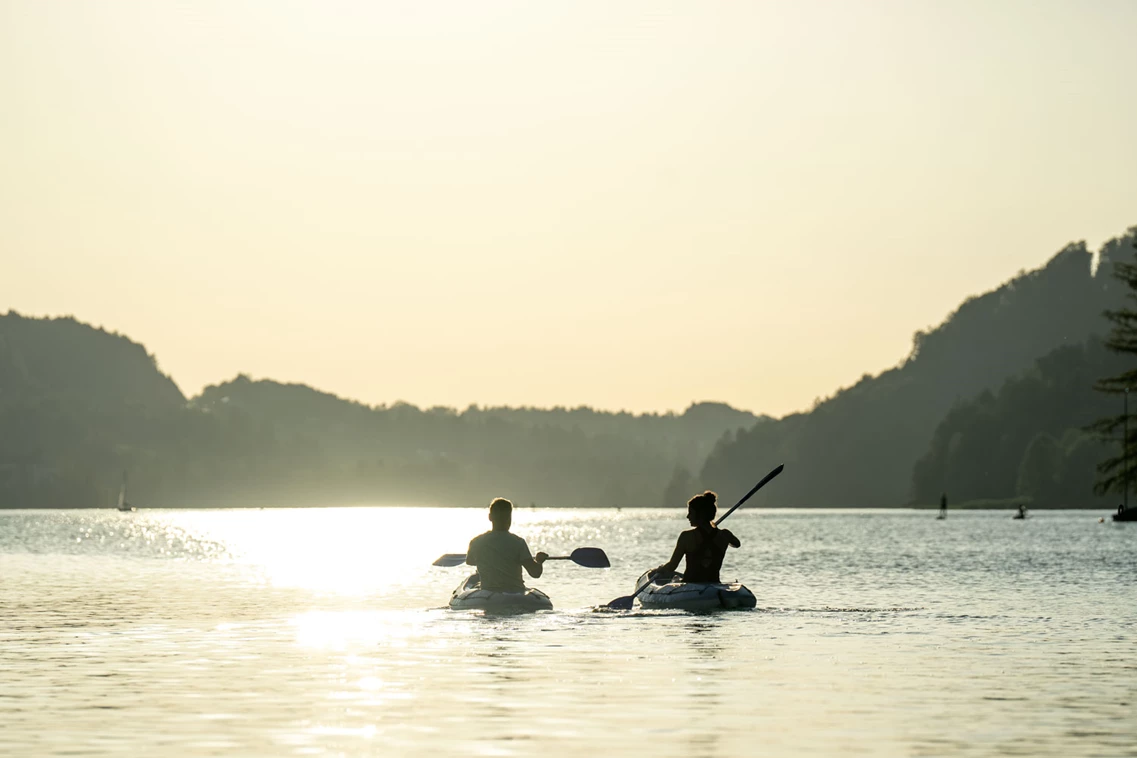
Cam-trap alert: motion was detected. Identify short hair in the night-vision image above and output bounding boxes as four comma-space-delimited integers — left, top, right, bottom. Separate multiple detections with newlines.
489, 497, 513, 516
687, 491, 717, 522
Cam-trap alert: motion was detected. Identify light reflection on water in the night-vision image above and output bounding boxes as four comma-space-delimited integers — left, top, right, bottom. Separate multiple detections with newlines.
1, 507, 1135, 757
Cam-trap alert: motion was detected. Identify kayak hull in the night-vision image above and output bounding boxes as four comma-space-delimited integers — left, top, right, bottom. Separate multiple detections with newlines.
448, 574, 553, 612
634, 571, 756, 611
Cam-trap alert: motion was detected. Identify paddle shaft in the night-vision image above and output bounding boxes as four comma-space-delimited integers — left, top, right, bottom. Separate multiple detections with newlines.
713, 464, 784, 527
448, 554, 583, 562
434, 546, 609, 568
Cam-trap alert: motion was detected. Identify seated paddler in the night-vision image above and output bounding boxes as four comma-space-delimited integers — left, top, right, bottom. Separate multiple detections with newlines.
650, 490, 740, 584
465, 497, 548, 592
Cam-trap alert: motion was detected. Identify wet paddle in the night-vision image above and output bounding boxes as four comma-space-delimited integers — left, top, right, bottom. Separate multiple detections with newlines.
432, 546, 610, 569
602, 463, 784, 611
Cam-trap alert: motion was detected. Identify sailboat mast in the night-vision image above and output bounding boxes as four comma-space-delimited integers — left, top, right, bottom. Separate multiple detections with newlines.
117, 470, 127, 510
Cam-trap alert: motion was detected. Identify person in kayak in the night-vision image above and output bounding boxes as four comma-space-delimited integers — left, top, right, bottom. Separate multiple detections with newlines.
650, 491, 740, 584
465, 497, 548, 592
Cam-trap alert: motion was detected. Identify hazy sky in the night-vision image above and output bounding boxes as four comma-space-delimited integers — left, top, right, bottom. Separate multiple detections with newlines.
2, 1, 1135, 416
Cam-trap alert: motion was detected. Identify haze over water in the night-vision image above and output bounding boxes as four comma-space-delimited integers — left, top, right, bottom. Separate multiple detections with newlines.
2, 507, 1134, 757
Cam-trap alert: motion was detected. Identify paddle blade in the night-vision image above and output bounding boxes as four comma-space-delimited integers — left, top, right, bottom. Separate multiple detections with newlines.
432, 553, 467, 567
569, 547, 610, 568
604, 595, 634, 611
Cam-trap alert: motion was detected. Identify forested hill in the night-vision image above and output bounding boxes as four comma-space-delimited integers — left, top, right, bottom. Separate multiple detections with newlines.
911, 336, 1126, 508
0, 313, 185, 413
7, 227, 1134, 509
700, 228, 1137, 507
0, 315, 760, 507
186, 378, 761, 507
195, 377, 761, 474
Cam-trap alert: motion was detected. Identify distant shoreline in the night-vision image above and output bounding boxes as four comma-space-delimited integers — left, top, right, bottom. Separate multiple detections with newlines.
911, 498, 1109, 511
0, 502, 1119, 511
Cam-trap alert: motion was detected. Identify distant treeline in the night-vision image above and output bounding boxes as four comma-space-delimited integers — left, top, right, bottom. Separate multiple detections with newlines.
912, 337, 1124, 508
2, 226, 1134, 509
0, 313, 760, 508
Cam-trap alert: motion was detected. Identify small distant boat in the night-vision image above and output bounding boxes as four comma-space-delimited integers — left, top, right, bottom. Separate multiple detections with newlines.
116, 471, 136, 512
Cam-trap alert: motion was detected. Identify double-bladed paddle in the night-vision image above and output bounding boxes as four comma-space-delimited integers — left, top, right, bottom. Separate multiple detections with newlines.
432, 546, 610, 569
602, 463, 784, 610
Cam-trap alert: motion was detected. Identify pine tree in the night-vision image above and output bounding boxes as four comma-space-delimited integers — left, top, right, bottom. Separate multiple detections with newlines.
1092, 232, 1137, 498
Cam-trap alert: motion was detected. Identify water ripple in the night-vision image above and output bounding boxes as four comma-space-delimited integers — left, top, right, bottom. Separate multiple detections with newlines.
1, 507, 1135, 757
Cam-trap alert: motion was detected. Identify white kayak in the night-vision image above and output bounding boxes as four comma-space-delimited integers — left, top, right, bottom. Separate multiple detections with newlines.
448, 574, 553, 612
634, 571, 756, 611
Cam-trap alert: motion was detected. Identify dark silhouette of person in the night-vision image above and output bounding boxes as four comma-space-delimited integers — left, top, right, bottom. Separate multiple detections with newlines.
1016, 504, 1028, 519
651, 491, 740, 584
465, 498, 547, 592
939, 492, 948, 518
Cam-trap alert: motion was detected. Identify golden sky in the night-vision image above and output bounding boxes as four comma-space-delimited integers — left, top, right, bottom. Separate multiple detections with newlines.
2, 1, 1135, 416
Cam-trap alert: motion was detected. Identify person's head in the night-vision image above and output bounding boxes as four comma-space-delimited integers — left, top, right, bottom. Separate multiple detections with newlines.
687, 491, 717, 526
488, 497, 513, 530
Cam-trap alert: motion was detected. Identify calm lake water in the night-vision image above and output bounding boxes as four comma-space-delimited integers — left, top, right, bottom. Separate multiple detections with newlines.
2, 507, 1135, 757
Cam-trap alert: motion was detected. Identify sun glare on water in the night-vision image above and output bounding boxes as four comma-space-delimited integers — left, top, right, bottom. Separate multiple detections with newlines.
290, 609, 445, 651
168, 507, 490, 595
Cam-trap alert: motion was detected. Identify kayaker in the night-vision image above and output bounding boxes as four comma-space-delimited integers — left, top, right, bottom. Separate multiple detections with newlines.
465, 498, 548, 592
650, 491, 740, 584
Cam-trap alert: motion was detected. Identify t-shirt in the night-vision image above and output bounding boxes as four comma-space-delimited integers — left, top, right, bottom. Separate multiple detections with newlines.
466, 530, 534, 593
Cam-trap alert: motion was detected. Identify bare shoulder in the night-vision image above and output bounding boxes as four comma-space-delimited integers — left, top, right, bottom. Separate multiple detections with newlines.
719, 528, 741, 546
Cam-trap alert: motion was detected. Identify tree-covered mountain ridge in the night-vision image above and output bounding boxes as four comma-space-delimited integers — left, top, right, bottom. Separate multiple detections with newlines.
911, 335, 1125, 508
4, 225, 1134, 508
0, 311, 764, 507
700, 227, 1137, 508
0, 313, 184, 413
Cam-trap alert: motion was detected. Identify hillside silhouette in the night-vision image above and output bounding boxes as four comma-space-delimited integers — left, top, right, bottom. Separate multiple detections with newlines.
700, 228, 1137, 507
3, 227, 1134, 509
912, 336, 1125, 508
0, 317, 760, 508
0, 313, 184, 412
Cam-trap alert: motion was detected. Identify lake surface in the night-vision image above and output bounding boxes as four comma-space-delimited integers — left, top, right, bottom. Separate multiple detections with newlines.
2, 507, 1135, 757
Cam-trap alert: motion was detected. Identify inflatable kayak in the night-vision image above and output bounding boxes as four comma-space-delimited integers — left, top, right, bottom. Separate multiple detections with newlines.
448, 574, 553, 612
634, 571, 756, 611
